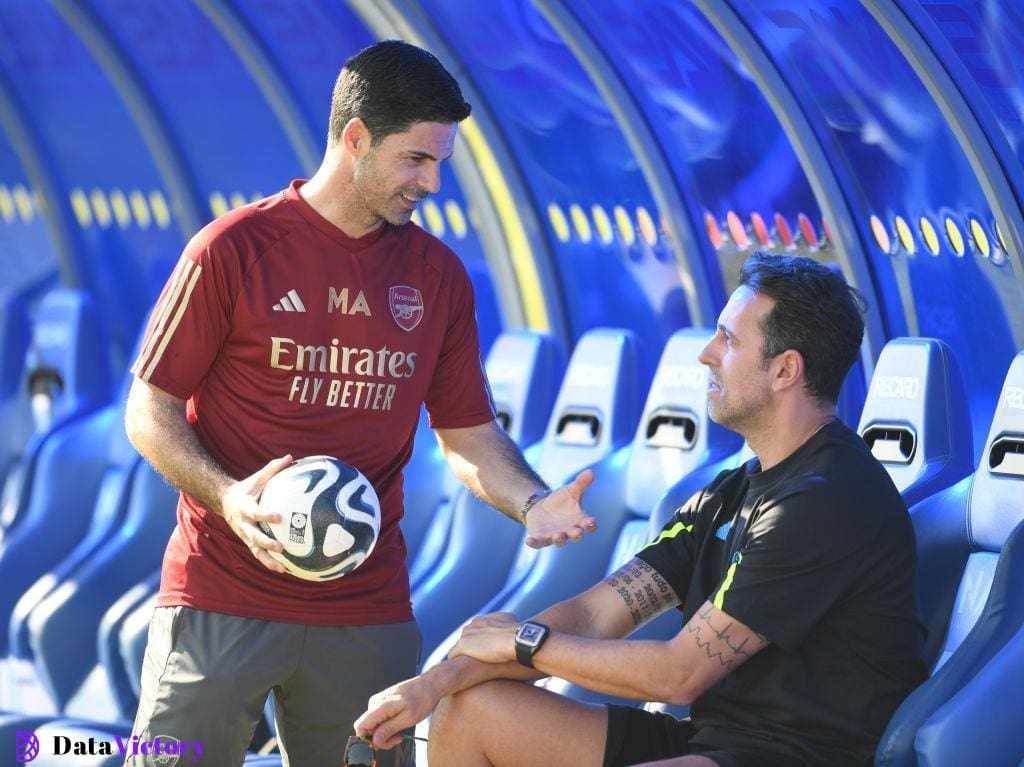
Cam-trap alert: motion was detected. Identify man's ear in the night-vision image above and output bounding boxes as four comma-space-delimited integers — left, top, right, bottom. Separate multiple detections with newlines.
341, 118, 371, 158
772, 348, 805, 393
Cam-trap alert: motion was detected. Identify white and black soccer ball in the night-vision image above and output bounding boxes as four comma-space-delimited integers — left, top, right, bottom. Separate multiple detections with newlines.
257, 455, 380, 581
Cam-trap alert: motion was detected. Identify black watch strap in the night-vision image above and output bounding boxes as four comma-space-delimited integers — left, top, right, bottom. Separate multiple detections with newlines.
514, 621, 550, 668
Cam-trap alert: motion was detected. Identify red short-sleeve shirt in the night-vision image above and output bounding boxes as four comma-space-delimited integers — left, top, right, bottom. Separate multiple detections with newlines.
132, 180, 495, 625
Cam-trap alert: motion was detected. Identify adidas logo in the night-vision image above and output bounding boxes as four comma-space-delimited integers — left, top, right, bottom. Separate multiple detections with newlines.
273, 289, 306, 313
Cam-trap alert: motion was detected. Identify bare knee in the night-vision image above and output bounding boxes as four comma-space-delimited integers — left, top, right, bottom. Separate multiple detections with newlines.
432, 680, 505, 739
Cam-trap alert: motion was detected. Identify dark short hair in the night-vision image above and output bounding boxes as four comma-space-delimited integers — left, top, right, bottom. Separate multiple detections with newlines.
739, 252, 866, 404
328, 40, 471, 146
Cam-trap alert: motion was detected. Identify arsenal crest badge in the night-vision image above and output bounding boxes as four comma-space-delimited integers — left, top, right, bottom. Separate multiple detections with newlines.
389, 285, 424, 331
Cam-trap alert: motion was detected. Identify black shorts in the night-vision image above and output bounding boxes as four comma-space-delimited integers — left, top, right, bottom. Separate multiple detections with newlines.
604, 706, 807, 767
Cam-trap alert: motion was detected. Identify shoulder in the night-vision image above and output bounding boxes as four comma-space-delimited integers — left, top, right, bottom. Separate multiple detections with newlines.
184, 191, 301, 271
754, 446, 908, 545
672, 463, 750, 525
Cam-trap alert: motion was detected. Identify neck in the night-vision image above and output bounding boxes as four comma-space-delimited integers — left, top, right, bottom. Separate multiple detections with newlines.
745, 404, 837, 472
298, 155, 383, 239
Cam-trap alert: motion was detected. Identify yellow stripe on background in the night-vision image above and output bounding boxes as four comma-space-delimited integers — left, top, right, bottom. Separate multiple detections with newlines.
459, 117, 549, 331
149, 191, 171, 229
143, 262, 203, 380
69, 189, 92, 227
0, 186, 15, 223
641, 520, 694, 550
12, 185, 33, 223
137, 258, 193, 374
713, 552, 743, 609
110, 188, 131, 229
91, 188, 112, 228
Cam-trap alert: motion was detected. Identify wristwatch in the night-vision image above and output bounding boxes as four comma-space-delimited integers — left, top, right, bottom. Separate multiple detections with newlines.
519, 488, 552, 524
514, 620, 550, 667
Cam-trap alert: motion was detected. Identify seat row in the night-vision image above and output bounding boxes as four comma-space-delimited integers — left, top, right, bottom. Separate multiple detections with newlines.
0, 288, 1021, 765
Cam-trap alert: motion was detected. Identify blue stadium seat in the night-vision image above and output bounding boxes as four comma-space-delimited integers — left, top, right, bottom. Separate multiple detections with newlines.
912, 620, 1024, 766
415, 328, 642, 656
498, 329, 740, 621
118, 592, 158, 706
407, 329, 565, 614
2, 322, 173, 719
0, 292, 115, 714
857, 337, 973, 508
876, 350, 1024, 767
0, 289, 113, 536
25, 457, 177, 717
541, 330, 743, 705
0, 294, 32, 497
399, 407, 460, 567
98, 572, 160, 721
837, 358, 867, 429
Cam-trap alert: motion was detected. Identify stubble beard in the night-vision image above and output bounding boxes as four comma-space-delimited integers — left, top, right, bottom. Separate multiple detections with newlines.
351, 152, 398, 227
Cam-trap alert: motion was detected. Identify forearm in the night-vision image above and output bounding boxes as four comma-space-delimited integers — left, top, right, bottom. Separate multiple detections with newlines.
533, 634, 685, 704
440, 423, 545, 521
428, 592, 610, 696
125, 381, 233, 516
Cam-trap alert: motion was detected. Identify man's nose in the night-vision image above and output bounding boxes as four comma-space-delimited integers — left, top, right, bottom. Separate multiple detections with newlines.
698, 341, 715, 367
419, 163, 441, 195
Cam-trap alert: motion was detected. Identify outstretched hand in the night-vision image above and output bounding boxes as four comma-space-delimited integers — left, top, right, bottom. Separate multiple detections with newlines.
525, 469, 597, 548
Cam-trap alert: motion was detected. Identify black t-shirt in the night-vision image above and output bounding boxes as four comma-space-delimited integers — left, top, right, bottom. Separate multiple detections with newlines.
638, 420, 928, 767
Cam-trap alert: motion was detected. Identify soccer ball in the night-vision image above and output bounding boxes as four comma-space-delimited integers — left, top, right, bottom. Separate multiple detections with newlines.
257, 456, 381, 581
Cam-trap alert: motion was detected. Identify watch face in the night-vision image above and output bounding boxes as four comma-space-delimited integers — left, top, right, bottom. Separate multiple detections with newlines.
518, 624, 545, 647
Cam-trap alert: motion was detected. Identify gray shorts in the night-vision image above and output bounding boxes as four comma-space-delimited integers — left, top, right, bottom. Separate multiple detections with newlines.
128, 606, 421, 767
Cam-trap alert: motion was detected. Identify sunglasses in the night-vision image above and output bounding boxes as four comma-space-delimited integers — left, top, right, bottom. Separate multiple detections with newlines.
343, 734, 427, 767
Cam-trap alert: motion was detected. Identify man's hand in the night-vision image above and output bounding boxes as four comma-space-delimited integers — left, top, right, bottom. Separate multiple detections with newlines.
354, 675, 442, 749
525, 469, 597, 548
449, 612, 521, 665
220, 455, 293, 573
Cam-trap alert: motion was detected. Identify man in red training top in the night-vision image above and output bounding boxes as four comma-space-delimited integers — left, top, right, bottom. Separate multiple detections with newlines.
124, 40, 596, 767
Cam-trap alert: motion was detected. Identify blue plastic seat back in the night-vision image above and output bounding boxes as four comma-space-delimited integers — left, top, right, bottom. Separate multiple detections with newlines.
857, 337, 973, 508
0, 290, 112, 534
414, 329, 640, 656
623, 328, 742, 515
932, 351, 1024, 669
121, 591, 159, 702
501, 332, 739, 621
533, 328, 643, 486
27, 459, 178, 714
486, 330, 564, 448
398, 408, 460, 566
596, 329, 743, 594
98, 571, 160, 720
837, 358, 866, 428
402, 331, 563, 567
913, 618, 1024, 767
878, 350, 1024, 767
21, 289, 112, 431
11, 321, 174, 714
9, 321, 150, 666
488, 327, 646, 589
0, 294, 32, 492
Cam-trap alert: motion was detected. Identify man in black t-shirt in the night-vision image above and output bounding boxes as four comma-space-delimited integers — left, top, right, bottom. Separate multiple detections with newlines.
355, 254, 928, 767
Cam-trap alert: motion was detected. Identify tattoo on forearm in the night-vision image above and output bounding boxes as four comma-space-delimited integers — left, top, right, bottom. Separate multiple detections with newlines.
605, 559, 679, 626
684, 604, 768, 670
